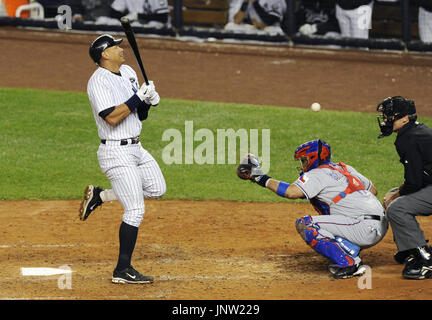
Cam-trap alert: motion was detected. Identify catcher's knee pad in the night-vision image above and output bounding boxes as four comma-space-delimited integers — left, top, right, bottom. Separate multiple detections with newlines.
295, 216, 356, 267
295, 215, 314, 241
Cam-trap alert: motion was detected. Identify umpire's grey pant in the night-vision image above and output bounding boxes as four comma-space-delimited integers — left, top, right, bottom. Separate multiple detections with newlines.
386, 185, 432, 252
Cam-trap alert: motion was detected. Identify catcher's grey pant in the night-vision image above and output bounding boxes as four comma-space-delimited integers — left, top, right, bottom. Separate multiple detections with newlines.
386, 185, 432, 252
97, 142, 166, 227
311, 214, 388, 249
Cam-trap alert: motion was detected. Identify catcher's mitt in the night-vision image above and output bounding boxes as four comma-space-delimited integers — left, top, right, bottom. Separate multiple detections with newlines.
236, 154, 263, 181
237, 163, 253, 180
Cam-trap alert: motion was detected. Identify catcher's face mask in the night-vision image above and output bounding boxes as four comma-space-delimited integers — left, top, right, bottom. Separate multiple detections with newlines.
294, 139, 331, 174
295, 157, 309, 175
376, 96, 417, 139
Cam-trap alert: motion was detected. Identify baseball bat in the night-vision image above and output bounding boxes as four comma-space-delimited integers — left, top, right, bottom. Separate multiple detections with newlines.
120, 17, 149, 85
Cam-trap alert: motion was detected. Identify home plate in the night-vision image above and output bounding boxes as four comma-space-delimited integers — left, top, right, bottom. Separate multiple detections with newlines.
21, 267, 73, 276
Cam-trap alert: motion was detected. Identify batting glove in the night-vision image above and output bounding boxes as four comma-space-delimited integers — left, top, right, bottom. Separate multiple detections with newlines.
148, 91, 160, 106
136, 81, 154, 102
144, 81, 159, 106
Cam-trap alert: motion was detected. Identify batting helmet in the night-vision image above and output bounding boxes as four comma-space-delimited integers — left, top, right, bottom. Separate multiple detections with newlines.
376, 96, 417, 138
294, 139, 331, 173
89, 34, 123, 64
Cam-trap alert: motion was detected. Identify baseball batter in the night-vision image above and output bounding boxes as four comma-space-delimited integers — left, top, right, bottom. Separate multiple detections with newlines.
237, 139, 388, 278
79, 34, 166, 284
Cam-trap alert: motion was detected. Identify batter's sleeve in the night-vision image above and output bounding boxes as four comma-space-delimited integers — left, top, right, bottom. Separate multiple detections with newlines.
87, 76, 116, 114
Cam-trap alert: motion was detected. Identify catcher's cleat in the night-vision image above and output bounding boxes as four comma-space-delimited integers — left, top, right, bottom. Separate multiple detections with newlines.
79, 185, 103, 221
112, 266, 154, 284
328, 263, 367, 279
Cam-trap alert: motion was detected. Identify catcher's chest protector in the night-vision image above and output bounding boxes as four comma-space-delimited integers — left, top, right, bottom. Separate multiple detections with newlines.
318, 162, 366, 204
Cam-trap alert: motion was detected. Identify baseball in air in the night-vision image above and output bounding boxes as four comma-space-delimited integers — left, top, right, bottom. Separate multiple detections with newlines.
311, 102, 321, 112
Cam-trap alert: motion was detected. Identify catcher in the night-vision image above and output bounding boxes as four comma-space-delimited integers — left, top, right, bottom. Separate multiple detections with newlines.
237, 139, 388, 278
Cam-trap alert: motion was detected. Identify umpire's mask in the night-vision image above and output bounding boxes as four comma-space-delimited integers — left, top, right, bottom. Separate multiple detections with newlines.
376, 96, 417, 138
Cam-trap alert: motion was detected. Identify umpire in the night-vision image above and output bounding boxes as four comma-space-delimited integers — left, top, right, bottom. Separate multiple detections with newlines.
377, 96, 432, 280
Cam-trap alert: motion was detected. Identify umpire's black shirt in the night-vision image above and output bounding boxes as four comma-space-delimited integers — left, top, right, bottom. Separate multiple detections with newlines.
395, 121, 432, 196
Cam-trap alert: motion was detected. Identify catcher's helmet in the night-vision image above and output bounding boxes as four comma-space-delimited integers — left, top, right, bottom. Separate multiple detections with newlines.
294, 139, 331, 173
376, 96, 417, 138
89, 34, 123, 64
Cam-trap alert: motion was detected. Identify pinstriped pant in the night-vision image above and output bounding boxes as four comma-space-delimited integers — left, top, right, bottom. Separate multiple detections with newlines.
97, 142, 166, 227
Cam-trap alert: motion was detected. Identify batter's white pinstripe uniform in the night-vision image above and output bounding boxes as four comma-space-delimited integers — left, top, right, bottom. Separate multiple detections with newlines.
87, 65, 166, 227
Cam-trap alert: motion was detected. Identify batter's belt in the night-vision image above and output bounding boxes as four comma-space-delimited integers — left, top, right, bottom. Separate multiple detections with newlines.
101, 137, 140, 146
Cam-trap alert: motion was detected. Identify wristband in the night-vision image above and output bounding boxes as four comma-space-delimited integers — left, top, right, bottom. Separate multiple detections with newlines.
256, 175, 271, 187
125, 94, 142, 113
276, 181, 290, 197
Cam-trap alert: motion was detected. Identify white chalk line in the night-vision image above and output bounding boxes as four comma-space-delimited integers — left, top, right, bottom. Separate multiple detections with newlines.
1, 272, 282, 283
21, 267, 73, 276
1, 296, 130, 300
0, 243, 117, 248
158, 274, 254, 280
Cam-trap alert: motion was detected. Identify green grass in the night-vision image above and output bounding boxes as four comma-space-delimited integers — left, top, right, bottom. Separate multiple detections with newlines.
1, 87, 431, 201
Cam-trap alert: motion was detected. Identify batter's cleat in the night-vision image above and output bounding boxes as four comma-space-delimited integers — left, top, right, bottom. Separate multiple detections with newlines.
328, 263, 367, 279
402, 246, 432, 280
112, 266, 154, 284
79, 185, 103, 221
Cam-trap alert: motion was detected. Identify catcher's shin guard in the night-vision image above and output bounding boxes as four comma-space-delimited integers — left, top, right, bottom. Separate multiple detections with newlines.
295, 216, 358, 267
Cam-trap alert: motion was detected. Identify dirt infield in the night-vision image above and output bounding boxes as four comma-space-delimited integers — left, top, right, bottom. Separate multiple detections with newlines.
1, 28, 432, 300
1, 200, 431, 300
